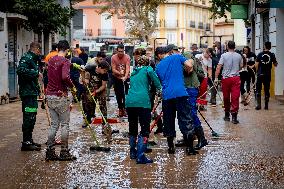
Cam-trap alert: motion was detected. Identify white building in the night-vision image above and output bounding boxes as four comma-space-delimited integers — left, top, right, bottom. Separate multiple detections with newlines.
0, 12, 35, 99
248, 1, 284, 97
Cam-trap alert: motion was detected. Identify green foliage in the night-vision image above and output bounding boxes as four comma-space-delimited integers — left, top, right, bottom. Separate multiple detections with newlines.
93, 0, 166, 41
209, 0, 239, 19
14, 0, 75, 35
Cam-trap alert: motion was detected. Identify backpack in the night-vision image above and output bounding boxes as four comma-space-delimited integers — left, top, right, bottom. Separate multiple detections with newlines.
183, 53, 205, 83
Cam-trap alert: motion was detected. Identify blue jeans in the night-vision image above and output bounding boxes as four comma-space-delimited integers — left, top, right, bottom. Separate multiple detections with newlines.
162, 96, 194, 137
186, 88, 201, 128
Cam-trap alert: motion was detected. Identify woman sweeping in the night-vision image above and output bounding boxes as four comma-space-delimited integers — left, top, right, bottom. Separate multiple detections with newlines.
125, 55, 161, 164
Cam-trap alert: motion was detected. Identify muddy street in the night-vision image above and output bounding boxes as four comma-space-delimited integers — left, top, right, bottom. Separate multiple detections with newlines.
1, 97, 284, 189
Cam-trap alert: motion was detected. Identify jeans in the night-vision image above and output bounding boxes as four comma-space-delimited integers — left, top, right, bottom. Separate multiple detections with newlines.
113, 77, 129, 110
221, 76, 241, 113
46, 95, 71, 150
127, 107, 151, 138
162, 96, 194, 137
186, 88, 201, 128
21, 96, 38, 142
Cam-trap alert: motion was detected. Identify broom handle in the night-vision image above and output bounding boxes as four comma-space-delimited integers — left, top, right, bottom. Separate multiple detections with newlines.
208, 77, 224, 103
72, 86, 100, 146
150, 112, 163, 132
85, 85, 108, 124
197, 109, 214, 132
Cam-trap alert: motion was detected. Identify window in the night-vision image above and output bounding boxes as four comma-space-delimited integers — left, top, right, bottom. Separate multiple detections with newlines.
165, 6, 177, 28
167, 32, 177, 44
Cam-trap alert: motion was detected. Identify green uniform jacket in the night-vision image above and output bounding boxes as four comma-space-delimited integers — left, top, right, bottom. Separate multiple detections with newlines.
17, 51, 40, 99
126, 66, 161, 109
183, 52, 200, 88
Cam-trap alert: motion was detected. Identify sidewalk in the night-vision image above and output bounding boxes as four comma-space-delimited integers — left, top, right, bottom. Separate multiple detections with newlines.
0, 97, 284, 188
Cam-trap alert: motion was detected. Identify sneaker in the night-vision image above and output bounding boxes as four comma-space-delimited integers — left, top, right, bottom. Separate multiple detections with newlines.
21, 141, 41, 151
45, 149, 60, 161
59, 149, 77, 161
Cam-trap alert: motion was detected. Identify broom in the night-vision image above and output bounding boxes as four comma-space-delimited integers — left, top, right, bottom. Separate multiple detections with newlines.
197, 109, 219, 137
72, 87, 110, 152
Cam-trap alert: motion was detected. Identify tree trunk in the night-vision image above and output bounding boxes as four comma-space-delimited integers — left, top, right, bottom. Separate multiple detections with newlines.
43, 32, 50, 55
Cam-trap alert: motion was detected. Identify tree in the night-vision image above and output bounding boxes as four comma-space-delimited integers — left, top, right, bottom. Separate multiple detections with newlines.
209, 0, 239, 19
92, 0, 167, 42
14, 0, 75, 54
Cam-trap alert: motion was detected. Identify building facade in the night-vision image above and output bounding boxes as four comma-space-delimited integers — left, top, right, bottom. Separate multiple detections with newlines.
0, 12, 36, 99
154, 0, 214, 49
248, 1, 284, 97
72, 0, 127, 53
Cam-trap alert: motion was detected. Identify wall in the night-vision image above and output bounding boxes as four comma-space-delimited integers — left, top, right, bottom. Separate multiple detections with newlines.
0, 12, 8, 97
275, 8, 284, 96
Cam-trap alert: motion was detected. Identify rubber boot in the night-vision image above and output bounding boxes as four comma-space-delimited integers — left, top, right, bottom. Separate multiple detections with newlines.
223, 112, 230, 121
167, 136, 175, 154
154, 120, 163, 135
129, 136, 137, 159
175, 135, 186, 147
136, 135, 153, 164
59, 149, 77, 161
194, 127, 208, 150
255, 95, 261, 110
45, 148, 60, 161
264, 97, 269, 110
185, 131, 198, 155
231, 113, 239, 124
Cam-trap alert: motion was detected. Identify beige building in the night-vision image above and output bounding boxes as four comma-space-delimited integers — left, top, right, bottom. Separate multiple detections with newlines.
153, 0, 214, 50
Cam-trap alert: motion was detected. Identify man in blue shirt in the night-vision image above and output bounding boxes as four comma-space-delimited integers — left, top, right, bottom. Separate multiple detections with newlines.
156, 46, 198, 155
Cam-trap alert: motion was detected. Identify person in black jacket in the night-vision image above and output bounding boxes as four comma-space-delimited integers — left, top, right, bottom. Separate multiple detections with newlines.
255, 42, 278, 110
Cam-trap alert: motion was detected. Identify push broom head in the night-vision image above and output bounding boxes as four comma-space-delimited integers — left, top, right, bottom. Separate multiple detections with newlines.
90, 146, 111, 152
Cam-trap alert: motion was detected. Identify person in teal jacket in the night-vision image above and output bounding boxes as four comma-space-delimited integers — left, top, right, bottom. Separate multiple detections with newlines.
125, 55, 161, 164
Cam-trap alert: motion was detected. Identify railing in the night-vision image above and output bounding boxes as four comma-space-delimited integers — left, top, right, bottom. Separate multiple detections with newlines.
205, 23, 210, 31
190, 21, 196, 28
98, 29, 116, 36
164, 20, 179, 28
73, 29, 93, 39
85, 29, 93, 36
198, 22, 203, 29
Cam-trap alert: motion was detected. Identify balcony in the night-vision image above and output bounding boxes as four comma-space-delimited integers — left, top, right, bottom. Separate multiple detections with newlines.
98, 29, 116, 36
205, 23, 211, 31
198, 22, 204, 29
73, 29, 93, 39
165, 20, 179, 28
190, 21, 196, 28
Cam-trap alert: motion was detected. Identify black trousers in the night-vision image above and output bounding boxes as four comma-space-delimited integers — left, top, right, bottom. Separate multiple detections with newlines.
256, 74, 271, 100
21, 96, 38, 142
240, 71, 248, 95
247, 68, 256, 93
113, 77, 129, 109
127, 107, 151, 138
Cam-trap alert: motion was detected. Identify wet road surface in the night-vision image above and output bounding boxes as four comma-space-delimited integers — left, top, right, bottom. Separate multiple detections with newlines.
1, 96, 284, 189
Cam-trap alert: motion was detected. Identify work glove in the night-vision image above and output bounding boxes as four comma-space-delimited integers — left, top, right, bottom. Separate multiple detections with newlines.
71, 87, 77, 97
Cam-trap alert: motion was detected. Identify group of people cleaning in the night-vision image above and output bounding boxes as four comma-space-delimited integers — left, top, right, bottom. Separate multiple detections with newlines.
16, 39, 277, 164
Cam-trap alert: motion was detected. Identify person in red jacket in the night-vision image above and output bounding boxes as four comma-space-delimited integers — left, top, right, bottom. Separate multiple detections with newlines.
45, 40, 77, 161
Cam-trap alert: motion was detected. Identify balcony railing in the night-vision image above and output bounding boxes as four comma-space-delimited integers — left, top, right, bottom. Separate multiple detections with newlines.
190, 21, 196, 28
98, 29, 116, 36
164, 20, 179, 28
198, 22, 204, 29
205, 23, 211, 31
73, 29, 93, 39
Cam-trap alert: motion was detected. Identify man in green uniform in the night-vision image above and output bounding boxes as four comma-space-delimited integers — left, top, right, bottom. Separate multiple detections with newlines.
17, 42, 42, 151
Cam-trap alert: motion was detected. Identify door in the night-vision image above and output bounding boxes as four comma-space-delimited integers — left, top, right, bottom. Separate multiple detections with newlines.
8, 23, 18, 98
